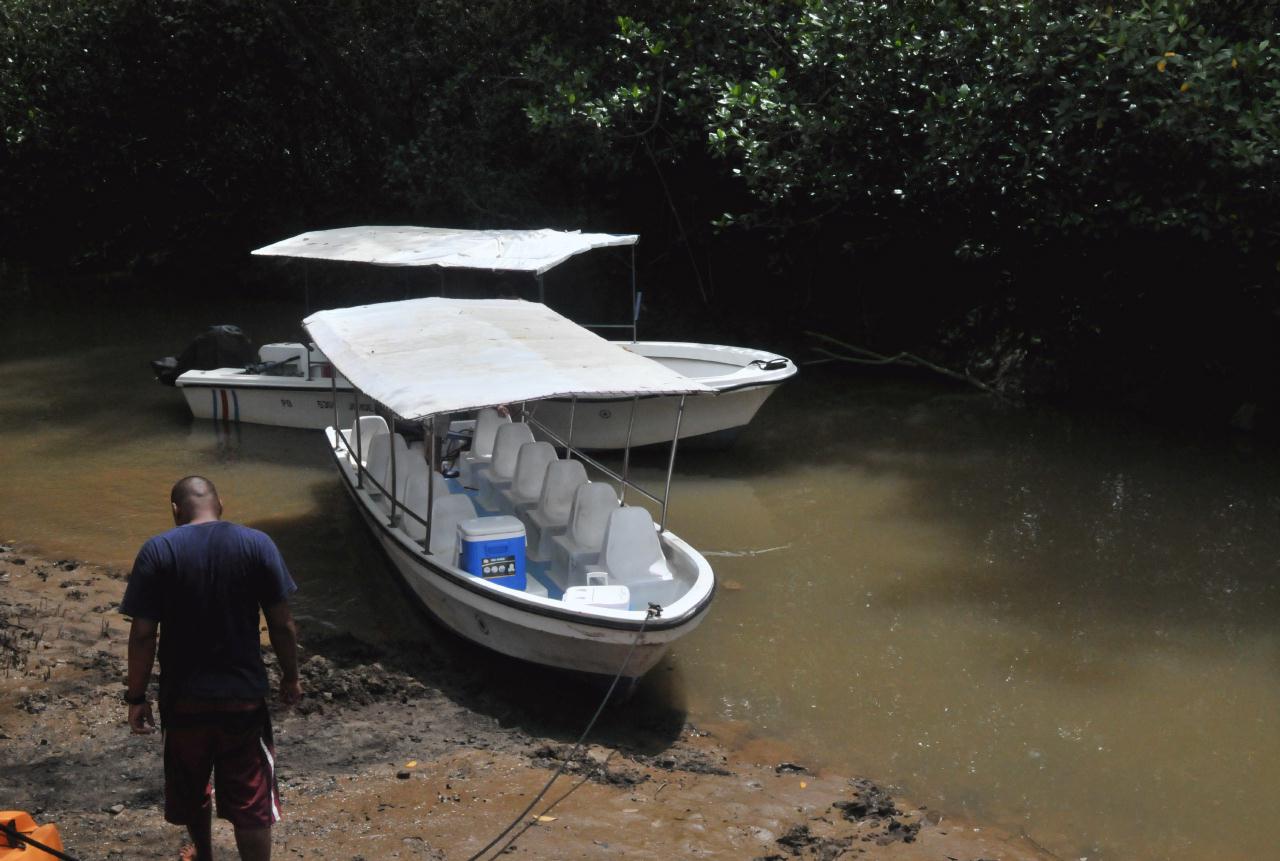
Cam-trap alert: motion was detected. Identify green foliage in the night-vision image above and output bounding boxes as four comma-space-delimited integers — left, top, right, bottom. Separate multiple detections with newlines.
2, 0, 1278, 405
0, 0, 380, 265
0, 0, 618, 268
527, 1, 1280, 260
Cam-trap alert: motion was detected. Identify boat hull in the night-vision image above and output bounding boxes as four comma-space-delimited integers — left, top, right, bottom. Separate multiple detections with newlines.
530, 341, 795, 449
173, 341, 795, 446
330, 443, 711, 679
177, 373, 375, 430
530, 384, 777, 449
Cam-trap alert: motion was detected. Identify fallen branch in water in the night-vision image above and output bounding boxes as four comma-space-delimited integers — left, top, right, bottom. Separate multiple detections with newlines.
803, 330, 1006, 400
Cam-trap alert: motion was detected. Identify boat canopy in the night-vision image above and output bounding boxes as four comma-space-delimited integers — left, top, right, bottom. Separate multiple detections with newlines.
252, 226, 638, 276
304, 298, 711, 420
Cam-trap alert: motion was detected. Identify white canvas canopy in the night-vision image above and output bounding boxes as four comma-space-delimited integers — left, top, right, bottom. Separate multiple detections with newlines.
253, 226, 638, 275
304, 298, 710, 420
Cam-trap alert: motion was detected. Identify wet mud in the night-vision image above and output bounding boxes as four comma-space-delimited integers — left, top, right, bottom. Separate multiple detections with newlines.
0, 543, 1057, 860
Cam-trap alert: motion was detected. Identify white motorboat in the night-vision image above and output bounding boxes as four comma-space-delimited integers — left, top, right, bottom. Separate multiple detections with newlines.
308, 297, 716, 680
163, 227, 796, 442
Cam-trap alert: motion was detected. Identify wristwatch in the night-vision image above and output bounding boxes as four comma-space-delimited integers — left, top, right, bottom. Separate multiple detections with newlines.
124, 691, 148, 705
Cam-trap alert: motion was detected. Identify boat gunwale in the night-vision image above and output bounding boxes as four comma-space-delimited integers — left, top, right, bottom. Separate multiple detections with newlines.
175, 372, 340, 391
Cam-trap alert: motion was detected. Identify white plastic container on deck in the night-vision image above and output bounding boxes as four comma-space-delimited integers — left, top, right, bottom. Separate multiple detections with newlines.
563, 584, 631, 611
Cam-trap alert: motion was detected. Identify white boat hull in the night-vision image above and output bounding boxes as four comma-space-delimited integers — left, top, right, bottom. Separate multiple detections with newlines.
176, 341, 795, 446
178, 373, 376, 430
529, 341, 795, 448
529, 383, 776, 449
327, 432, 714, 679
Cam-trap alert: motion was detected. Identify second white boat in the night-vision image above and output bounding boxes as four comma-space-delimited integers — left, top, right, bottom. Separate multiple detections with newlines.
161, 227, 796, 444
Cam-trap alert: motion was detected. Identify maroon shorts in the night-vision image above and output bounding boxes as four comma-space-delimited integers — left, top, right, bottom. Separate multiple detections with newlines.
162, 705, 281, 829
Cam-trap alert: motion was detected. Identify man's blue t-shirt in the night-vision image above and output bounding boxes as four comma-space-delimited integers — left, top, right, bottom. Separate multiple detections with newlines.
121, 520, 297, 703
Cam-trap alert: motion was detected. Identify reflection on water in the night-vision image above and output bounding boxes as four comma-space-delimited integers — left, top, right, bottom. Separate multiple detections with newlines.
2, 288, 1278, 861
664, 382, 1280, 861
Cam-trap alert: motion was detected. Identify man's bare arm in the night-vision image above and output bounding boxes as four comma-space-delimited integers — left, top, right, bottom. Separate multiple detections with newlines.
264, 600, 301, 705
126, 617, 158, 733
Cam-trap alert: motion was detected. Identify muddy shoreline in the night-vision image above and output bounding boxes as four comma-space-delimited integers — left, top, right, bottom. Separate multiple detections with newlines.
0, 542, 1056, 860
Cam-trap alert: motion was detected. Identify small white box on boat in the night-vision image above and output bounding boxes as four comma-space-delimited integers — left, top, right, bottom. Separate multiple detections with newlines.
563, 584, 631, 611
458, 516, 526, 590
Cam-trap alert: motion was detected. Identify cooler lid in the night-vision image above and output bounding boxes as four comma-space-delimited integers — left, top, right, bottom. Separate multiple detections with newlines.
458, 515, 525, 541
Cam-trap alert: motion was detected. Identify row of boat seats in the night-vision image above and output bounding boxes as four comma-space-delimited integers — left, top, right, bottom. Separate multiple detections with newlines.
347, 412, 677, 604
554, 501, 677, 605
341, 418, 473, 557
467, 421, 678, 594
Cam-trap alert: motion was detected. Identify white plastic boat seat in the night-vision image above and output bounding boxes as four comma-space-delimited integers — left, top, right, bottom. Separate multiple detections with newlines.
401, 472, 463, 542
376, 433, 412, 498
344, 415, 389, 463
550, 482, 619, 583
383, 457, 428, 513
599, 506, 676, 586
412, 493, 477, 560
473, 407, 508, 458
491, 423, 535, 480
457, 407, 510, 484
402, 473, 431, 541
363, 433, 392, 495
476, 423, 535, 510
498, 441, 558, 514
381, 456, 448, 512
522, 460, 589, 562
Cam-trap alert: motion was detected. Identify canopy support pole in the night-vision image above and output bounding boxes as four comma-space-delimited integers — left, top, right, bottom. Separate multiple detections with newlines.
424, 417, 436, 552
388, 422, 399, 526
565, 397, 577, 460
330, 374, 339, 448
354, 395, 364, 489
537, 273, 545, 304
659, 395, 686, 533
630, 245, 639, 343
620, 396, 638, 503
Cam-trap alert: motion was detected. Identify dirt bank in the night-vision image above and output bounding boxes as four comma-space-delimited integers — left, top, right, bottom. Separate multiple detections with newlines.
0, 542, 1057, 860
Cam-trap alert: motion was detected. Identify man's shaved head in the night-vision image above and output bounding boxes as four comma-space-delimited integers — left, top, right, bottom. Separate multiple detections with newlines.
170, 475, 222, 524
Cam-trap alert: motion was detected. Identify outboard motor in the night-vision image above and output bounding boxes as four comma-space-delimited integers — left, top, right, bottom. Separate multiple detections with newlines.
151, 324, 258, 386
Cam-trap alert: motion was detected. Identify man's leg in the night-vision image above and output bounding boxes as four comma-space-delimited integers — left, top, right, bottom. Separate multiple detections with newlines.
164, 725, 215, 861
214, 709, 279, 861
185, 806, 213, 860
232, 826, 271, 861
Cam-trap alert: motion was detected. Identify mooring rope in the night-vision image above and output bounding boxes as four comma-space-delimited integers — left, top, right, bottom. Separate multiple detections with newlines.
463, 604, 661, 861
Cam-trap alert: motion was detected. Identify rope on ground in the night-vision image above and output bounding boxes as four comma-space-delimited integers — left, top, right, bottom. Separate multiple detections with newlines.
486, 748, 622, 857
0, 820, 83, 861
463, 605, 660, 861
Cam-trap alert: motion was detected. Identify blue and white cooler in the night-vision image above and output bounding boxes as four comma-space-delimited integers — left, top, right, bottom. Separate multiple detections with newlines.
457, 515, 527, 591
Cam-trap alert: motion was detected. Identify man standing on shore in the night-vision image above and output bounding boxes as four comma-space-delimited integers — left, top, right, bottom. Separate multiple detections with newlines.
121, 476, 301, 861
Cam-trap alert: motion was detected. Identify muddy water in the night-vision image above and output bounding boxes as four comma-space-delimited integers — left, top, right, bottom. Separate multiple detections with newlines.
3, 286, 1277, 861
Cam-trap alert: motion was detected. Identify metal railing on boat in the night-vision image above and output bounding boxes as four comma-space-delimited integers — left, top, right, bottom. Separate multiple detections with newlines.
328, 373, 689, 551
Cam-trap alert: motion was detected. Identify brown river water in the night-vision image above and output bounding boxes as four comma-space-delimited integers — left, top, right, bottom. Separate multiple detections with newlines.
2, 285, 1277, 860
